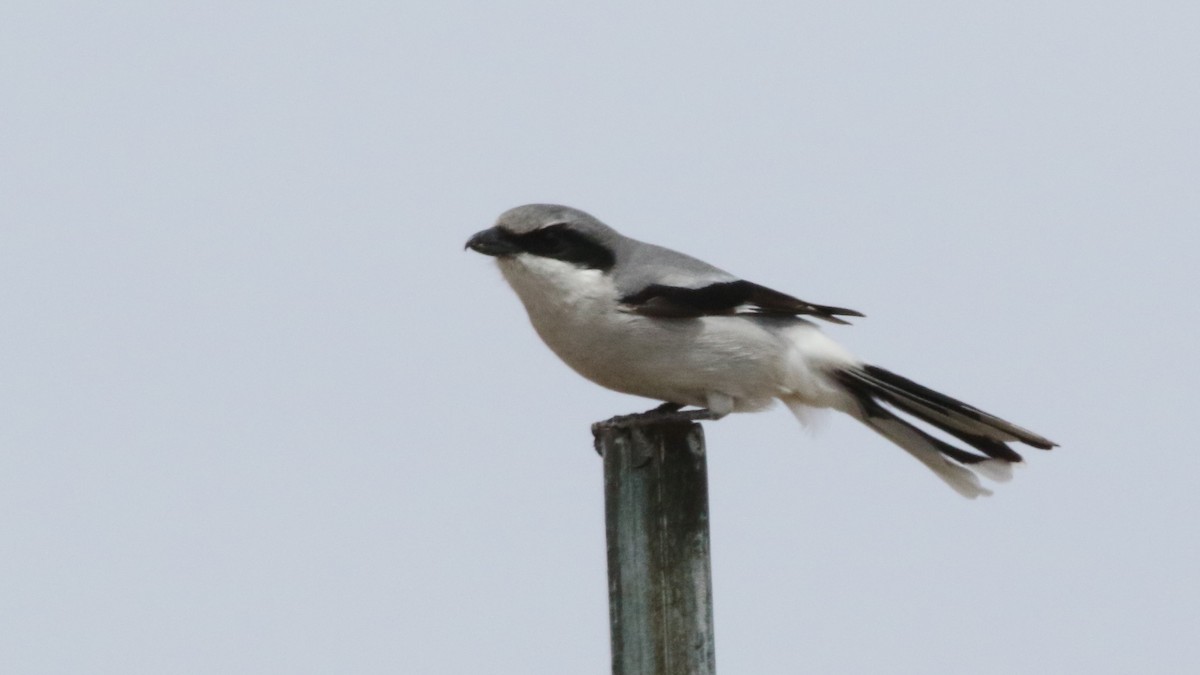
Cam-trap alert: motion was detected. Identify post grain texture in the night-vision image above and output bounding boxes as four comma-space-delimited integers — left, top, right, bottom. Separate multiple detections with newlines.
593, 420, 716, 675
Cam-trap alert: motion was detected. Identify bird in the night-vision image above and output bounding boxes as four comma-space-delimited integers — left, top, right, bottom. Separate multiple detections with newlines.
465, 204, 1055, 498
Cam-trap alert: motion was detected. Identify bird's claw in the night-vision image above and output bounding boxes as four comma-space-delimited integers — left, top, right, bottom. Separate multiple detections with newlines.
591, 403, 719, 436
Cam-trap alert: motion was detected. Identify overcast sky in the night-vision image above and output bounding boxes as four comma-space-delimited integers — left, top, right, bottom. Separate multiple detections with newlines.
3, 2, 1198, 673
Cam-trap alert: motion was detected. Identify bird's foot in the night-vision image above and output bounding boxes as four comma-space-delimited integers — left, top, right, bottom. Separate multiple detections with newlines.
592, 403, 722, 434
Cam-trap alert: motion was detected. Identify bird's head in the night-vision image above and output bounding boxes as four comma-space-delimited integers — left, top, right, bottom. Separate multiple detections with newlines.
465, 204, 618, 271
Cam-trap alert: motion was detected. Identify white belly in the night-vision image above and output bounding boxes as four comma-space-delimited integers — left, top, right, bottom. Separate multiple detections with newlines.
497, 256, 801, 411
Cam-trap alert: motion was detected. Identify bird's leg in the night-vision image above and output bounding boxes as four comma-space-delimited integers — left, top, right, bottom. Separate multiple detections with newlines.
647, 401, 684, 415
591, 402, 726, 454
593, 402, 723, 434
665, 408, 724, 421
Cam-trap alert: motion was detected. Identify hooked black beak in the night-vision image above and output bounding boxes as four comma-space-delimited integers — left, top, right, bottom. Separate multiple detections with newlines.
465, 227, 521, 257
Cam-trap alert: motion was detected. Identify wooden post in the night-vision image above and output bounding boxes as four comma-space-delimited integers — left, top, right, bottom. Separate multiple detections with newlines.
593, 419, 716, 675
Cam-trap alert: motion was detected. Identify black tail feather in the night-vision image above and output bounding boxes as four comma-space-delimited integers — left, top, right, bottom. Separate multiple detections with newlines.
862, 380, 1026, 462
861, 365, 1056, 450
834, 365, 1055, 469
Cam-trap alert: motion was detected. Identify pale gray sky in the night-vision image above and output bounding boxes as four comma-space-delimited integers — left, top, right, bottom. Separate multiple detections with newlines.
3, 2, 1198, 673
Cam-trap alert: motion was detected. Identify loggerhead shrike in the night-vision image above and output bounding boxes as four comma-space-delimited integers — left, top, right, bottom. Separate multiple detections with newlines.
466, 204, 1055, 498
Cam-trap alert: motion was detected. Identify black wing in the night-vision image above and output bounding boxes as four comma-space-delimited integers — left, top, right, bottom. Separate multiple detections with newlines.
620, 280, 864, 324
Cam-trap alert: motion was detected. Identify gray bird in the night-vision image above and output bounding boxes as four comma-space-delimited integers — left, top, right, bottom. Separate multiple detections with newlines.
466, 204, 1055, 498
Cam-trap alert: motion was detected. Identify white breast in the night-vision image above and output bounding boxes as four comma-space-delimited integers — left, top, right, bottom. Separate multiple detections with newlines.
494, 255, 796, 412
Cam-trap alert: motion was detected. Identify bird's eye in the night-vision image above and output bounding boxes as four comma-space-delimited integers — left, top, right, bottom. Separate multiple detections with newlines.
510, 224, 615, 270
526, 226, 570, 254
539, 229, 567, 248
